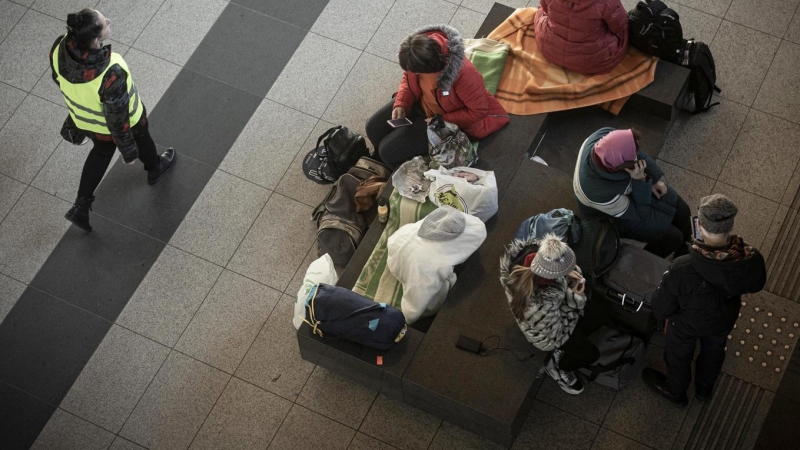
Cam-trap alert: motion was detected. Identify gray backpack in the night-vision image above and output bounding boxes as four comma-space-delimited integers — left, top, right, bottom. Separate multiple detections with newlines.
312, 158, 390, 266
577, 327, 646, 390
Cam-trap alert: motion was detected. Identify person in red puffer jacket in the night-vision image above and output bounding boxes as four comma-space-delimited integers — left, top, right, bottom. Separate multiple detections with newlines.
534, 0, 629, 75
365, 25, 509, 169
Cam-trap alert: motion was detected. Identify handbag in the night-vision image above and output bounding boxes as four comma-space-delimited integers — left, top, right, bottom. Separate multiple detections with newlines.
303, 126, 370, 184
60, 115, 87, 145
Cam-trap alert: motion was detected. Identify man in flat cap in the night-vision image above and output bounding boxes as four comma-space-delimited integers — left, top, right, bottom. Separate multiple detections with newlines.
643, 194, 767, 407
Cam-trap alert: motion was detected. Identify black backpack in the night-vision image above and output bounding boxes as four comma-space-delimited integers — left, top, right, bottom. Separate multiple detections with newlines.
312, 157, 390, 266
680, 39, 721, 113
628, 0, 683, 63
304, 126, 370, 183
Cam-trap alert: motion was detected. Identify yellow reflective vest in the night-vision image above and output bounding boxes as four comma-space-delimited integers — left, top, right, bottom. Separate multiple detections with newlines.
52, 37, 142, 135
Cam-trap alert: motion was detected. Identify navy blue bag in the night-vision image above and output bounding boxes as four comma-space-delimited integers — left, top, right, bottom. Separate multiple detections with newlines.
514, 208, 582, 245
303, 283, 408, 350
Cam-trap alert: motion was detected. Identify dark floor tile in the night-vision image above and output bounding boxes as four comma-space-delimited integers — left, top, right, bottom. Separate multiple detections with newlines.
30, 214, 166, 321
231, 0, 329, 29
186, 3, 307, 97
0, 382, 57, 450
0, 289, 111, 405
93, 148, 215, 243
146, 69, 262, 167
753, 394, 800, 449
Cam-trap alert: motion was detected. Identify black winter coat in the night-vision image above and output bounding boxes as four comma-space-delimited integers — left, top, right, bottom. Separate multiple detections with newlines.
651, 246, 767, 337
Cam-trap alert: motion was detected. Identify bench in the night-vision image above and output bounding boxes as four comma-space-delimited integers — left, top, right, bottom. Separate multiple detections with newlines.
298, 3, 690, 447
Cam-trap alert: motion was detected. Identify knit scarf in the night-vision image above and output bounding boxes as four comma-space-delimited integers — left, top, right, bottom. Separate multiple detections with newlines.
692, 235, 753, 261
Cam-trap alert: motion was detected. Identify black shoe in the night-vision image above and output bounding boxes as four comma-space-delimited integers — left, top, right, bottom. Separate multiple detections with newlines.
642, 368, 688, 407
65, 196, 94, 232
695, 383, 713, 401
147, 148, 176, 185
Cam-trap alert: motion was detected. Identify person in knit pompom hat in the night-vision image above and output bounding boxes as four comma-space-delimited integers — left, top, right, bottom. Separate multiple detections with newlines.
643, 194, 766, 407
573, 127, 692, 258
501, 233, 607, 395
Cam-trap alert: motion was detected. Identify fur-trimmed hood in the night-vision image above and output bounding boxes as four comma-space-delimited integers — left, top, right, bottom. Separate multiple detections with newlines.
409, 24, 465, 91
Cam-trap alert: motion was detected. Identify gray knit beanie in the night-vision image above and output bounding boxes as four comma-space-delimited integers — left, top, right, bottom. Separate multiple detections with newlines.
530, 234, 576, 279
418, 206, 466, 241
698, 194, 738, 234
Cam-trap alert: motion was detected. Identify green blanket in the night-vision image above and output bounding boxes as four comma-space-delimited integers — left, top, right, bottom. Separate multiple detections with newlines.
464, 38, 510, 95
352, 191, 437, 308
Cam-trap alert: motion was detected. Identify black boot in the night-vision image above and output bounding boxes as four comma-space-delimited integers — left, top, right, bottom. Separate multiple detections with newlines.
643, 368, 688, 407
65, 196, 94, 232
695, 382, 714, 401
147, 147, 177, 185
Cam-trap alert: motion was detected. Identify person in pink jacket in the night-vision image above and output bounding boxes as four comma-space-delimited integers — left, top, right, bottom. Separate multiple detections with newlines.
534, 0, 629, 75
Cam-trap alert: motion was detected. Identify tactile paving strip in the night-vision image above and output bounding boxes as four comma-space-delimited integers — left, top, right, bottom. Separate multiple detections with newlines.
764, 200, 800, 303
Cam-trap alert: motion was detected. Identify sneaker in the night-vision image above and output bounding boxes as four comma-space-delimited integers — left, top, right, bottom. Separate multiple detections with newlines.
642, 368, 688, 407
64, 196, 94, 232
147, 147, 176, 185
545, 357, 585, 395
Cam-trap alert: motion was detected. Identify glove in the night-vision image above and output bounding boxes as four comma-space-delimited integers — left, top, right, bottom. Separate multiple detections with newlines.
119, 143, 139, 163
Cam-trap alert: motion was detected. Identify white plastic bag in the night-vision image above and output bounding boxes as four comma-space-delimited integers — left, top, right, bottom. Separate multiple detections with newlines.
293, 253, 338, 329
423, 166, 498, 222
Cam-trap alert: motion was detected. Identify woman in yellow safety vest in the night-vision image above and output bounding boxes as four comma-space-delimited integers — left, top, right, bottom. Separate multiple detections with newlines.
50, 8, 176, 232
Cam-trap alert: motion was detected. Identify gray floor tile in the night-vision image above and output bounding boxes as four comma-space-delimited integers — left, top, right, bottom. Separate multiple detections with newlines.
754, 40, 800, 124
349, 432, 400, 450
109, 437, 147, 450
284, 244, 319, 296
0, 173, 26, 221
0, 0, 26, 43
365, 0, 458, 61
760, 205, 790, 261
31, 0, 100, 21
428, 421, 505, 450
0, 273, 25, 325
176, 270, 281, 373
231, 0, 328, 29
119, 352, 230, 450
189, 377, 292, 450
268, 404, 356, 450
591, 427, 653, 450
671, 3, 723, 44
267, 33, 361, 118
512, 400, 599, 450
275, 119, 336, 208
782, 162, 800, 206
122, 48, 181, 111
133, 0, 226, 66
360, 393, 441, 450
60, 325, 170, 433
30, 68, 67, 106
723, 291, 800, 391
719, 110, 800, 202
0, 188, 71, 283
322, 53, 401, 140
31, 409, 115, 450
0, 95, 66, 184
658, 97, 749, 178
787, 11, 800, 43
535, 376, 617, 425
711, 20, 781, 106
227, 194, 317, 291
461, 0, 528, 14
450, 7, 488, 41
310, 0, 395, 50
117, 245, 222, 347
725, 0, 800, 37
31, 140, 116, 203
0, 81, 26, 131
674, 0, 732, 17
297, 366, 378, 429
0, 9, 63, 91
220, 100, 317, 190
711, 181, 780, 249
236, 295, 315, 401
170, 170, 270, 266
96, 0, 164, 46
656, 160, 716, 213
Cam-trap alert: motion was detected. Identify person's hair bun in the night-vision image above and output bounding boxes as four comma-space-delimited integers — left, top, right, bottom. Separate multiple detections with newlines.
66, 12, 83, 28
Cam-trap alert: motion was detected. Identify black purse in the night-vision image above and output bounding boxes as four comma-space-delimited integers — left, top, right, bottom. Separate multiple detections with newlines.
316, 126, 369, 179
60, 115, 88, 145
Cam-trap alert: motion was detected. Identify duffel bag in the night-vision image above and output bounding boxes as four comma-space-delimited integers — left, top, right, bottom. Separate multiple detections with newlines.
578, 326, 646, 390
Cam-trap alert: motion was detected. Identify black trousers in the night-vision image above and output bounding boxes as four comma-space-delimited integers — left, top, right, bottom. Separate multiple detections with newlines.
621, 192, 692, 258
558, 297, 609, 372
77, 113, 160, 199
365, 99, 429, 169
665, 322, 728, 396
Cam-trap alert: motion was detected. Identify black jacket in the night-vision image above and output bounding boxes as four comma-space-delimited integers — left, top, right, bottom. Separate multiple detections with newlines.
651, 245, 767, 337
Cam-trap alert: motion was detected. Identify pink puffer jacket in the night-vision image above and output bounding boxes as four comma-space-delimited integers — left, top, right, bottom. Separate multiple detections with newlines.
534, 0, 629, 75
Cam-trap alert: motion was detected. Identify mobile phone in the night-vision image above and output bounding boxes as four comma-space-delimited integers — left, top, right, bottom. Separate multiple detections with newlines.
387, 118, 412, 128
691, 216, 702, 241
617, 160, 638, 171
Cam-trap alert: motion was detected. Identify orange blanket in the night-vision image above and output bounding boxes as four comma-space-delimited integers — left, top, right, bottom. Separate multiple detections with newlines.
487, 7, 657, 115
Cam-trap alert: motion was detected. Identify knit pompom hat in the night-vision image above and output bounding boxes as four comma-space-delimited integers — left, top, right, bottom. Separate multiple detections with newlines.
698, 194, 738, 234
530, 233, 576, 279
417, 206, 466, 241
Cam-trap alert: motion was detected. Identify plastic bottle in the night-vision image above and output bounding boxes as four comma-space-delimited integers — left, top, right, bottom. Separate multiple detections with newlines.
377, 198, 389, 223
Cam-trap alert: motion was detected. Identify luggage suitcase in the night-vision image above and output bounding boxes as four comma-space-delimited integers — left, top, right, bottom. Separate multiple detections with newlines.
577, 326, 646, 390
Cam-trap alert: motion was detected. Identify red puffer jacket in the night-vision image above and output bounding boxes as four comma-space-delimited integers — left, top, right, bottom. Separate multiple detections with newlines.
393, 25, 509, 140
534, 0, 629, 75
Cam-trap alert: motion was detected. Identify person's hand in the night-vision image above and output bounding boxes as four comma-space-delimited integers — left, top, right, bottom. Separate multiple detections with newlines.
425, 117, 433, 124
126, 160, 135, 165
567, 270, 585, 294
391, 107, 406, 120
625, 159, 647, 181
652, 180, 668, 198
